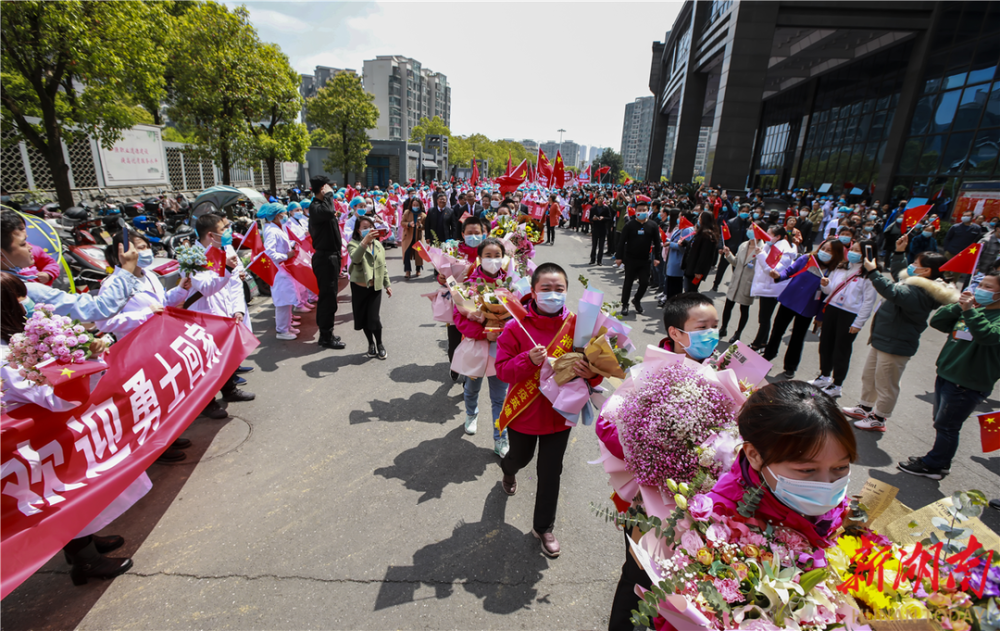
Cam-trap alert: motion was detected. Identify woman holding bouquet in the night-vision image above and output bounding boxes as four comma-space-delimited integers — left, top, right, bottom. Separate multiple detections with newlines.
495, 263, 601, 558
453, 236, 510, 456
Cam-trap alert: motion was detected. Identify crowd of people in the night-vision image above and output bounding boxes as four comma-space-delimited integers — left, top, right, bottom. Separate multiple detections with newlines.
1, 174, 998, 626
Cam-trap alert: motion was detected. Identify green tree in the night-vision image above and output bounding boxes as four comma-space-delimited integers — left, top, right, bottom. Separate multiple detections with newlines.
306, 72, 378, 186
1, 1, 168, 208
248, 44, 308, 196
409, 115, 450, 144
592, 148, 623, 184
167, 2, 265, 185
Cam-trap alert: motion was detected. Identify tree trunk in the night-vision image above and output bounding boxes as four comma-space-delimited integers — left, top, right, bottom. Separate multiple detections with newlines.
220, 145, 231, 186
266, 155, 277, 197
39, 119, 75, 209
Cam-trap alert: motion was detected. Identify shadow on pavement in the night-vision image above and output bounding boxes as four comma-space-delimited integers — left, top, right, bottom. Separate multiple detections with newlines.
374, 484, 548, 614
350, 381, 461, 424
389, 362, 450, 384
300, 349, 371, 379
852, 428, 895, 468
0, 416, 232, 631
374, 425, 497, 503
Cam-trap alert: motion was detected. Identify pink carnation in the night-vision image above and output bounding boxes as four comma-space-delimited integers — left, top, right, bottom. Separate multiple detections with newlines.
687, 494, 713, 522
712, 577, 743, 604
705, 522, 732, 545
679, 529, 704, 556
740, 531, 767, 547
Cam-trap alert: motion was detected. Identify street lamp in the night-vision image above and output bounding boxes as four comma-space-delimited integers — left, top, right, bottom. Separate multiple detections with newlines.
557, 128, 566, 158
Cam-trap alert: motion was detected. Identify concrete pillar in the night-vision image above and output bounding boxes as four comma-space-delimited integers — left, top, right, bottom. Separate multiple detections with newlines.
671, 72, 709, 183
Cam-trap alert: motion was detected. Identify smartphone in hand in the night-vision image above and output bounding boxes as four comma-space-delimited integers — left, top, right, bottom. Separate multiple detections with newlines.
864, 243, 874, 261
122, 224, 130, 251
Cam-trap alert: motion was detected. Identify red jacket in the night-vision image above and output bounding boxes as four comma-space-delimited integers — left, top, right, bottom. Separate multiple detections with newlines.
457, 242, 478, 263
547, 203, 560, 227
495, 299, 602, 435
452, 266, 508, 340
21, 244, 60, 285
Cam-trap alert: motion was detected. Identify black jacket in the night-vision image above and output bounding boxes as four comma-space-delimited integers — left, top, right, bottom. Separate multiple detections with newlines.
683, 230, 718, 277
426, 205, 456, 244
616, 219, 661, 262
589, 204, 612, 232
308, 195, 343, 253
725, 216, 751, 251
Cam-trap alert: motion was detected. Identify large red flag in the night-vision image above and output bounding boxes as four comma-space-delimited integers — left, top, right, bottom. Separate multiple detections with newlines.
720, 220, 731, 241
940, 241, 983, 274
597, 166, 611, 176
765, 244, 783, 269
505, 151, 513, 176
471, 156, 479, 187
205, 245, 227, 277
285, 225, 314, 254
537, 149, 553, 184
247, 251, 278, 285
553, 151, 566, 188
281, 247, 320, 294
978, 410, 1000, 452
902, 204, 933, 232
677, 215, 694, 231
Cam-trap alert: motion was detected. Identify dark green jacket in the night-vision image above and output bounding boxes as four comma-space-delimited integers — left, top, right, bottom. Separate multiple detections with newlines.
868, 252, 959, 357
930, 304, 1000, 393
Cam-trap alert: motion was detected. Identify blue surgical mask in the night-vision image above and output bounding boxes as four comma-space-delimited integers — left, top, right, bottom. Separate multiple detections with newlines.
356, 208, 367, 217
847, 251, 862, 264
220, 227, 233, 248
838, 235, 852, 245
280, 217, 289, 226
535, 291, 566, 314
922, 231, 933, 239
681, 327, 719, 361
962, 215, 972, 223
464, 234, 484, 248
637, 212, 648, 220
137, 249, 155, 268
974, 287, 998, 306
739, 212, 749, 219
896, 216, 904, 224
817, 250, 832, 263
766, 466, 850, 517
907, 264, 920, 277
360, 228, 371, 239
293, 212, 305, 220
864, 226, 873, 232
746, 228, 755, 240
20, 297, 35, 319
753, 213, 761, 220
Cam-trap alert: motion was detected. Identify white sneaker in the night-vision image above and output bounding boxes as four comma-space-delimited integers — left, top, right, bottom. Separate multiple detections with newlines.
494, 435, 509, 457
841, 406, 871, 419
276, 332, 297, 340
854, 413, 886, 432
464, 414, 478, 435
822, 384, 842, 398
294, 305, 313, 313
810, 375, 833, 388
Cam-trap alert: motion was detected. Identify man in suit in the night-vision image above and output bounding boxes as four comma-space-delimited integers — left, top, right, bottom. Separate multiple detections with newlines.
426, 192, 455, 244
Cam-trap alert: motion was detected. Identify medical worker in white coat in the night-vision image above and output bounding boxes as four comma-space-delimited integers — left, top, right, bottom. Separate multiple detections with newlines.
284, 201, 316, 312
259, 203, 299, 340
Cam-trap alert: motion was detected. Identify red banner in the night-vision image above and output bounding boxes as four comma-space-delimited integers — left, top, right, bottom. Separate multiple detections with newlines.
0, 308, 258, 599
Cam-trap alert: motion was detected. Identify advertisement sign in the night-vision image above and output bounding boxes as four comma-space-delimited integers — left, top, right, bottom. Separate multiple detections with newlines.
281, 162, 299, 183
952, 181, 1000, 223
97, 124, 168, 186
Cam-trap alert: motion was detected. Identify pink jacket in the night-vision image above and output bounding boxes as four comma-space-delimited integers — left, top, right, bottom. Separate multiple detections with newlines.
708, 454, 848, 549
21, 244, 60, 285
452, 266, 508, 340
495, 298, 602, 435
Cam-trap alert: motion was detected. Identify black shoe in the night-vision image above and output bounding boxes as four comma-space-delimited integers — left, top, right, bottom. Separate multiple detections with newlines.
451, 370, 460, 382
366, 343, 377, 358
93, 534, 125, 555
66, 538, 133, 586
222, 389, 256, 403
200, 399, 229, 420
897, 457, 946, 480
589, 260, 596, 265
319, 337, 346, 349
377, 344, 387, 360
236, 365, 254, 374
719, 328, 728, 338
621, 305, 629, 317
905, 456, 950, 474
990, 499, 1000, 511
234, 376, 247, 386
780, 370, 795, 380
156, 448, 187, 463
632, 298, 643, 315
171, 438, 192, 450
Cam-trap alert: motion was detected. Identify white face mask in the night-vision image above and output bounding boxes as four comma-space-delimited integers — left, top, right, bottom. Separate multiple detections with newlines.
766, 466, 851, 516
481, 258, 503, 274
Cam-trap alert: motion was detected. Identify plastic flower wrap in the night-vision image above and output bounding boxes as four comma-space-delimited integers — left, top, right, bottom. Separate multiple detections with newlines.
6, 304, 95, 385
174, 244, 208, 276
490, 216, 518, 239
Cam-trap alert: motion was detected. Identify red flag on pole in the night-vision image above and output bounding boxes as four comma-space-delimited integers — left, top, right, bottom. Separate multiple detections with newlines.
285, 225, 314, 254
242, 220, 264, 256
790, 254, 820, 278
978, 410, 1000, 452
624, 176, 632, 185
765, 244, 783, 269
495, 288, 539, 347
751, 222, 771, 242
281, 247, 319, 294
597, 166, 611, 176
939, 241, 983, 274
902, 204, 933, 232
471, 156, 479, 187
720, 220, 731, 241
204, 245, 227, 277
411, 241, 432, 263
537, 149, 553, 184
553, 151, 566, 188
505, 151, 513, 176
247, 251, 278, 285
677, 215, 694, 231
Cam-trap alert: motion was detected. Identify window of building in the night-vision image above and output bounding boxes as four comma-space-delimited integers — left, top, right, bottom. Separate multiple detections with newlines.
706, 0, 732, 28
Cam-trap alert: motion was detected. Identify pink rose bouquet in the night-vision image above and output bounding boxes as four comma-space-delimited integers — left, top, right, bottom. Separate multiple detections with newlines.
6, 304, 95, 385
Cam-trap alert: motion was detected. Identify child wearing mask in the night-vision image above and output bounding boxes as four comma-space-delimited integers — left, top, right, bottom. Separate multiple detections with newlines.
899, 270, 1000, 479
811, 240, 878, 397
453, 237, 510, 456
495, 263, 601, 559
348, 215, 392, 360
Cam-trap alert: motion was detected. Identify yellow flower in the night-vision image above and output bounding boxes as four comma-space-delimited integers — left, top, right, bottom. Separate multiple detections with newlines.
926, 592, 950, 607
952, 620, 970, 631
743, 544, 760, 558
732, 562, 749, 579
696, 548, 714, 565
897, 598, 930, 619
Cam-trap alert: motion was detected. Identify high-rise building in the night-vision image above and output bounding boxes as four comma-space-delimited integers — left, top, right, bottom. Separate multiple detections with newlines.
559, 141, 580, 171
362, 56, 451, 141
520, 139, 538, 153
300, 66, 358, 130
539, 141, 560, 159
621, 96, 655, 180
589, 146, 607, 162
578, 144, 589, 168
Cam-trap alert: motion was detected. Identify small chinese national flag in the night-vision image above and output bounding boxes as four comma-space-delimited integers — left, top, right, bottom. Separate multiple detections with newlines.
939, 241, 982, 274
495, 288, 529, 326
37, 358, 107, 403
978, 410, 1000, 452
205, 246, 227, 277
765, 244, 783, 269
247, 252, 278, 285
281, 247, 320, 294
412, 241, 432, 263
677, 215, 694, 231
902, 204, 932, 231
720, 220, 731, 241
751, 222, 771, 242
791, 254, 820, 278
242, 221, 264, 256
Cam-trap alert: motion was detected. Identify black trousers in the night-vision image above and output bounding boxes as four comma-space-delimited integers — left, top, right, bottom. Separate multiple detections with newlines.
751, 296, 778, 347
500, 427, 571, 533
764, 303, 812, 372
621, 259, 651, 305
712, 256, 730, 289
312, 250, 341, 337
665, 275, 684, 299
721, 298, 750, 338
608, 528, 653, 631
547, 224, 555, 243
683, 275, 702, 293
818, 305, 859, 385
581, 222, 590, 234
607, 230, 618, 256
591, 230, 607, 264
447, 323, 462, 362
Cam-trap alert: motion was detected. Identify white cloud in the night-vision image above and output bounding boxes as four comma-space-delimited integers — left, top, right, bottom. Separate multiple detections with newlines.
244, 7, 309, 32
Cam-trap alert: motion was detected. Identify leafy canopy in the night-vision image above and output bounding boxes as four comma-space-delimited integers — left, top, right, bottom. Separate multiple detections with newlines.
306, 72, 379, 181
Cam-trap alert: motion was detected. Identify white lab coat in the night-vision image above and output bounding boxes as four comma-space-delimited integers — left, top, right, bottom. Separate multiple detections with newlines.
95, 270, 189, 338
224, 244, 252, 333
185, 241, 235, 317
750, 239, 796, 298
263, 222, 297, 307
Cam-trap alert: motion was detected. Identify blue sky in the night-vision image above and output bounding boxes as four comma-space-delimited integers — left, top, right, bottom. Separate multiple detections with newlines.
228, 1, 682, 151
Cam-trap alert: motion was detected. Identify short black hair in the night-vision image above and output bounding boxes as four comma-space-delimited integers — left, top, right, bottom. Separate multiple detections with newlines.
195, 213, 225, 240
105, 228, 151, 268
461, 216, 487, 234
478, 236, 506, 258
310, 175, 332, 194
917, 251, 948, 280
531, 262, 567, 288
662, 292, 714, 335
1, 210, 25, 251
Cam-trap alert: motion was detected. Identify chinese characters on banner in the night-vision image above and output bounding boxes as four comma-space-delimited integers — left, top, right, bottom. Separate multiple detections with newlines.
0, 308, 257, 598
96, 124, 168, 186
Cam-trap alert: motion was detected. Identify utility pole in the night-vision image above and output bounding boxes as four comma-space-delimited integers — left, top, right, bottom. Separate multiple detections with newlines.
557, 128, 566, 158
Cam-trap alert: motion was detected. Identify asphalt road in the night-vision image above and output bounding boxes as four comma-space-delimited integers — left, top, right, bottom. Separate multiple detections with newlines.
3, 226, 998, 631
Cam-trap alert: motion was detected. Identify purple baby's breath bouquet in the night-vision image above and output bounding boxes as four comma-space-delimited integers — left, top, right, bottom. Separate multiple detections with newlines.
607, 362, 737, 492
6, 303, 95, 385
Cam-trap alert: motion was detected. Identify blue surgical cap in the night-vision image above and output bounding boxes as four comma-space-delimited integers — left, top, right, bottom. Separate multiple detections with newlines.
257, 202, 284, 220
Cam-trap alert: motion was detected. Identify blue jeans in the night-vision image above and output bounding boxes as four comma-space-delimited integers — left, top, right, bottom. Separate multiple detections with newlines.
464, 375, 508, 441
922, 376, 989, 469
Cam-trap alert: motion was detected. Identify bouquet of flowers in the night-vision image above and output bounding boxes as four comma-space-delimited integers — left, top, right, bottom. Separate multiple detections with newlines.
461, 275, 516, 328
175, 244, 208, 276
490, 216, 517, 239
503, 227, 536, 277
6, 304, 96, 385
524, 221, 543, 244
438, 238, 463, 261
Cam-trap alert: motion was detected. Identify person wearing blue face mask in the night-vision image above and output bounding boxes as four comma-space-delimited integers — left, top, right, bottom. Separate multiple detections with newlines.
712, 204, 752, 292
282, 201, 317, 314
942, 211, 982, 260
907, 223, 938, 263
347, 215, 392, 360
259, 203, 301, 341
615, 197, 662, 315
400, 197, 425, 280
899, 270, 1000, 480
